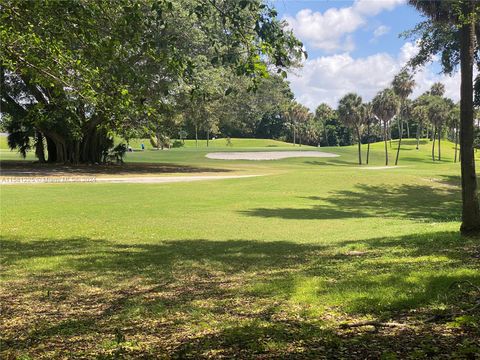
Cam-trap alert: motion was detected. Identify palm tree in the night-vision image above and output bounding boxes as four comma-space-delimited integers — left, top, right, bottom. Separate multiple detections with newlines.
285, 103, 310, 146
372, 89, 400, 165
408, 0, 480, 234
392, 70, 416, 165
338, 93, 364, 165
428, 96, 450, 161
430, 82, 446, 97
315, 103, 335, 147
448, 103, 461, 162
362, 102, 374, 164
412, 94, 430, 150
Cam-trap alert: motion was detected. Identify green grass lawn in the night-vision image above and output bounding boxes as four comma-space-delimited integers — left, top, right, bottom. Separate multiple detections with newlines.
1, 138, 479, 359
123, 137, 310, 150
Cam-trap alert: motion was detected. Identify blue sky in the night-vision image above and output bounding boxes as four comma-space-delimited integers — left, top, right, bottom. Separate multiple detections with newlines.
271, 0, 461, 110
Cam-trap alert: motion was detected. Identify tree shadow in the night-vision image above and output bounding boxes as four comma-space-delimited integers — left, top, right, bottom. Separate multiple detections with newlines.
0, 160, 230, 176
1, 231, 479, 357
304, 159, 352, 166
241, 182, 461, 222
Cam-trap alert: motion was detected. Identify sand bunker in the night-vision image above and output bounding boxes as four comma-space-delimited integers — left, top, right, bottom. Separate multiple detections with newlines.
206, 151, 339, 161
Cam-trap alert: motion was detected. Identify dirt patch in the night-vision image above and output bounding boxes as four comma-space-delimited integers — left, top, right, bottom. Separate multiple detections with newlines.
357, 166, 406, 170
0, 161, 229, 177
206, 151, 339, 161
1, 175, 261, 185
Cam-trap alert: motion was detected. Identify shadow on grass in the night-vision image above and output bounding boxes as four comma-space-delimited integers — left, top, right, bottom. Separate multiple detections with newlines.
304, 159, 353, 166
1, 231, 479, 358
241, 182, 461, 222
0, 160, 230, 176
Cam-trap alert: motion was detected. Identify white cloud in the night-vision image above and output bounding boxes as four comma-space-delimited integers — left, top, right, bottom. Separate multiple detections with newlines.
288, 42, 461, 110
372, 25, 390, 40
284, 8, 362, 52
353, 0, 406, 16
284, 0, 405, 52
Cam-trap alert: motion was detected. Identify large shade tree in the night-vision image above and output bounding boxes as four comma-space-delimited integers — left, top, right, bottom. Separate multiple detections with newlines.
407, 0, 480, 234
0, 0, 304, 163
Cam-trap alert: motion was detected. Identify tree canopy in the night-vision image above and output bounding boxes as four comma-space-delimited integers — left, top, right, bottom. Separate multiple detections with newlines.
0, 0, 304, 163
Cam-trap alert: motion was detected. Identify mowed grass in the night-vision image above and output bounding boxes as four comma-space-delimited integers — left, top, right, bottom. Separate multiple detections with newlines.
123, 137, 311, 150
1, 138, 479, 359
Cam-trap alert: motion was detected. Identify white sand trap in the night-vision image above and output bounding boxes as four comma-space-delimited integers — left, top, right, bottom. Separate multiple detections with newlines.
1, 175, 261, 185
206, 151, 339, 161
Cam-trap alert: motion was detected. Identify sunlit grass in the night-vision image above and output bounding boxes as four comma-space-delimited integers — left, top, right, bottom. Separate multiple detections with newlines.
1, 138, 479, 358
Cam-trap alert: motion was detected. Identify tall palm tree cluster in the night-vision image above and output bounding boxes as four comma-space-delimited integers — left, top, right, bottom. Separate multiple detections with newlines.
336, 73, 461, 166
283, 75, 463, 167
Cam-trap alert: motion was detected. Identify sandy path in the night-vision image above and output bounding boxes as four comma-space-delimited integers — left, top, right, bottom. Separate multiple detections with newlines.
206, 151, 339, 160
1, 175, 261, 185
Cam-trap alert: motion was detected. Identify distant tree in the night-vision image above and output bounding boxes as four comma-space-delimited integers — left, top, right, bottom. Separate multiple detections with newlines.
284, 102, 310, 146
178, 130, 188, 144
430, 82, 446, 97
412, 93, 431, 150
338, 93, 364, 165
217, 75, 293, 138
361, 102, 375, 164
314, 103, 335, 147
448, 103, 461, 162
427, 95, 451, 161
294, 104, 312, 147
392, 70, 416, 165
372, 89, 400, 165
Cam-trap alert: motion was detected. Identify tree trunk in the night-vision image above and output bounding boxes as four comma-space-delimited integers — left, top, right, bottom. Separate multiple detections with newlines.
293, 127, 296, 146
195, 124, 198, 148
384, 121, 389, 166
455, 127, 458, 163
389, 123, 392, 148
206, 128, 210, 147
432, 127, 436, 161
438, 126, 441, 161
416, 123, 421, 150
324, 126, 329, 147
406, 119, 410, 138
459, 7, 480, 234
366, 122, 371, 164
46, 136, 57, 163
395, 107, 404, 166
356, 127, 362, 165
35, 131, 46, 163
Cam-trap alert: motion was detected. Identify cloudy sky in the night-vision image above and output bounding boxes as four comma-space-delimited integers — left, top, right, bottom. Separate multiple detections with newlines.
273, 0, 461, 110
